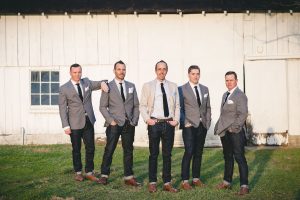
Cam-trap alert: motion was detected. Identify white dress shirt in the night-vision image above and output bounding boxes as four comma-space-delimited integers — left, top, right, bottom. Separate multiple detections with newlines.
151, 79, 171, 119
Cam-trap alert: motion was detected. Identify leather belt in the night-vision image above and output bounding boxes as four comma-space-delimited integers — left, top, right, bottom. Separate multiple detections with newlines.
151, 117, 173, 123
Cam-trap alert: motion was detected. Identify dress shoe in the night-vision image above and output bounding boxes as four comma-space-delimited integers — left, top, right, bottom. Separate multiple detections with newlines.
216, 182, 231, 190
192, 179, 205, 187
181, 182, 192, 190
98, 177, 108, 185
237, 187, 249, 195
163, 183, 178, 193
85, 174, 99, 182
148, 183, 157, 193
124, 178, 141, 187
74, 174, 84, 182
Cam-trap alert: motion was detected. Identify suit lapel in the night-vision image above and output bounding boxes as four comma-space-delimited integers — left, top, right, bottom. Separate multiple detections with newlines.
124, 81, 130, 102
185, 83, 198, 107
199, 84, 205, 107
81, 79, 87, 103
111, 80, 123, 102
68, 80, 82, 102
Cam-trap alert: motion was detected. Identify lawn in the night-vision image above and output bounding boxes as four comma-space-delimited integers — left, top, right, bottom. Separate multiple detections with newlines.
0, 144, 299, 200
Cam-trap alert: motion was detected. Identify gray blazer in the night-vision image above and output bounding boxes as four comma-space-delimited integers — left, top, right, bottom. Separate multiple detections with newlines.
181, 82, 211, 129
100, 80, 139, 127
214, 87, 248, 137
59, 78, 103, 130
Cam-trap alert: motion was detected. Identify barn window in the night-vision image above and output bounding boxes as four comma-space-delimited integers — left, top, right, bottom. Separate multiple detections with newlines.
31, 71, 59, 105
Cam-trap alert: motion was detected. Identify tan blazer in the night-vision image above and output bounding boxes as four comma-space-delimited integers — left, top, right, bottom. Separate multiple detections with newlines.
139, 79, 180, 123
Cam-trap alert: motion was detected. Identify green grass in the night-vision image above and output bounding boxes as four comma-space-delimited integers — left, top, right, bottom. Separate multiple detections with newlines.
0, 144, 300, 200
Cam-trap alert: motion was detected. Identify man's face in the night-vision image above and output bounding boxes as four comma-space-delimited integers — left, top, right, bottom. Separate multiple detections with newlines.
70, 66, 82, 82
155, 62, 168, 81
225, 74, 238, 91
188, 69, 200, 84
114, 63, 126, 80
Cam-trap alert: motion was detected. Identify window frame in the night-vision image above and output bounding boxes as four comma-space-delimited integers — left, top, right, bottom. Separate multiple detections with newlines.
29, 68, 60, 111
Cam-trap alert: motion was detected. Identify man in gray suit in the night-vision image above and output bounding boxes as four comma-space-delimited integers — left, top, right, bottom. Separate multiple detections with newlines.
98, 60, 140, 186
59, 63, 108, 182
214, 71, 249, 195
180, 65, 211, 190
140, 60, 180, 193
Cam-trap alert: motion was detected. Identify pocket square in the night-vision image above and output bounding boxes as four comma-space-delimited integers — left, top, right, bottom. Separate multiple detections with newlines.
85, 86, 89, 92
129, 87, 134, 93
227, 100, 234, 104
204, 93, 208, 98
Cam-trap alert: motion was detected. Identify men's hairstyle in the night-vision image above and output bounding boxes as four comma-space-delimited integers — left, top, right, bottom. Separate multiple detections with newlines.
155, 60, 168, 71
70, 63, 81, 71
188, 65, 200, 73
114, 60, 125, 69
225, 71, 237, 80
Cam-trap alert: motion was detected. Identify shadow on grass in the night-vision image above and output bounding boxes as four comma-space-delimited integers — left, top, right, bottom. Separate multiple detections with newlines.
245, 148, 274, 189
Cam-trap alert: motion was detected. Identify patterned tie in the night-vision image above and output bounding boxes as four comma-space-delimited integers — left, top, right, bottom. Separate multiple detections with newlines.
194, 86, 201, 107
222, 92, 230, 107
76, 83, 83, 102
160, 83, 169, 117
119, 83, 125, 102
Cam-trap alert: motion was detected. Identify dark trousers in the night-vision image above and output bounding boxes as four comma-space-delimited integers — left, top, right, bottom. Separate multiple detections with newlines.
148, 122, 175, 183
101, 121, 135, 177
70, 116, 95, 173
221, 130, 249, 186
181, 122, 207, 180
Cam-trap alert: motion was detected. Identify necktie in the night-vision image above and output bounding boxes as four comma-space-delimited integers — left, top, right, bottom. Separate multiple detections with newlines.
76, 83, 83, 102
194, 86, 201, 107
160, 83, 169, 117
120, 83, 125, 102
222, 92, 230, 107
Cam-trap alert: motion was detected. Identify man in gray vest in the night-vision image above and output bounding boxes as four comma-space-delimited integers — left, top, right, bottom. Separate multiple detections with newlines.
59, 63, 108, 182
98, 60, 140, 186
179, 65, 211, 190
214, 71, 249, 196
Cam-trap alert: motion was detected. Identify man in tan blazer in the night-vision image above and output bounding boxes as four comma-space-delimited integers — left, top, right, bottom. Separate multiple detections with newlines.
140, 60, 180, 193
214, 71, 249, 196
59, 63, 108, 182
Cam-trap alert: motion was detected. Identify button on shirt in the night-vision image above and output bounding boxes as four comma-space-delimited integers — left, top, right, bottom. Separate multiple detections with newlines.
189, 82, 202, 103
114, 79, 126, 99
152, 80, 171, 119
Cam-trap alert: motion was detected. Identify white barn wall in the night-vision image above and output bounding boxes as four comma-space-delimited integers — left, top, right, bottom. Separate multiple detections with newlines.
0, 13, 299, 145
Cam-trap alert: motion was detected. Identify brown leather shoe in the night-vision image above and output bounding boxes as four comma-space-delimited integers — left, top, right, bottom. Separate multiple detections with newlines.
181, 182, 192, 190
192, 179, 205, 187
124, 178, 141, 187
163, 184, 178, 193
85, 174, 99, 182
216, 182, 231, 190
237, 187, 249, 195
74, 174, 84, 182
98, 177, 108, 185
148, 183, 157, 193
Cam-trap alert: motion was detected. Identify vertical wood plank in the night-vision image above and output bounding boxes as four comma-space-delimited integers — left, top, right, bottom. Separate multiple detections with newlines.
28, 16, 41, 66
17, 15, 30, 66
6, 16, 18, 66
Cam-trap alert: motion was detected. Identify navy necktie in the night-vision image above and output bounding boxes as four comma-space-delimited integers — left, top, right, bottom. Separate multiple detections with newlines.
194, 86, 201, 107
222, 92, 230, 107
120, 83, 125, 102
76, 83, 83, 102
160, 83, 169, 117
